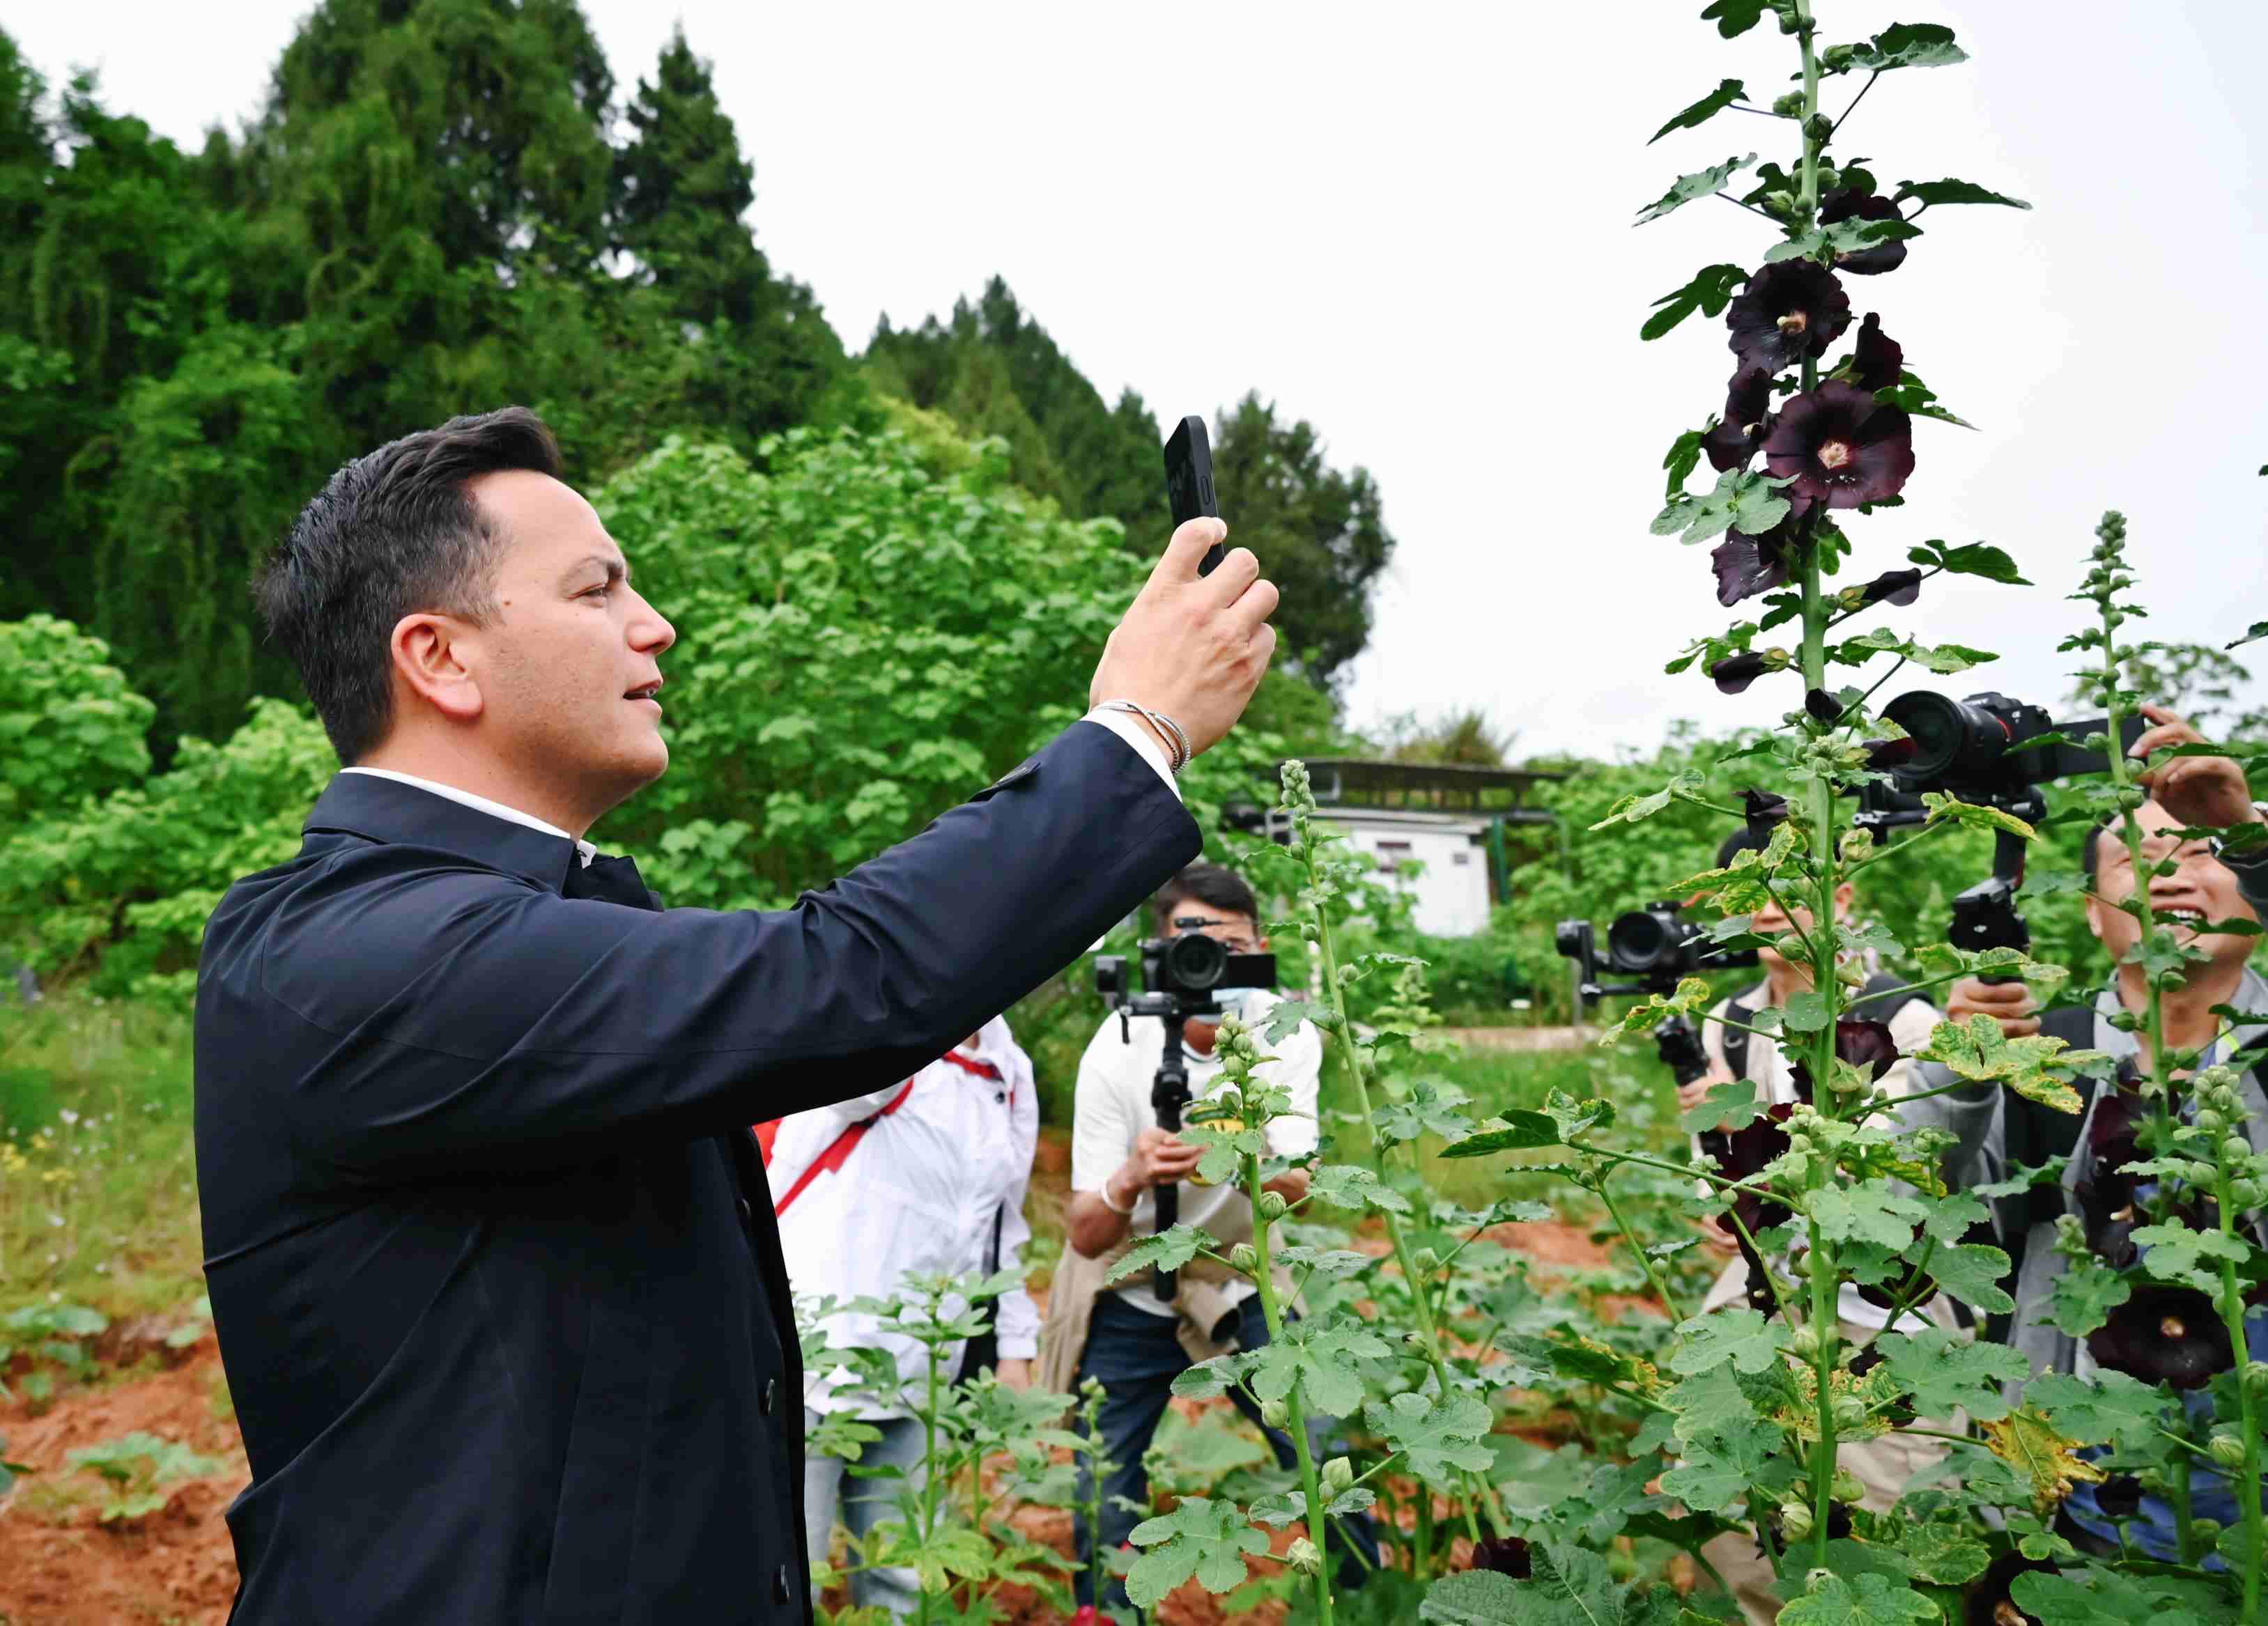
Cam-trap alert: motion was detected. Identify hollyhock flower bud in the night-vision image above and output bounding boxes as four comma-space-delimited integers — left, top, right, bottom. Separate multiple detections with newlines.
1705, 366, 1779, 472
2209, 1434, 2249, 1470
2223, 1136, 2251, 1167
1856, 568, 1923, 607
1322, 1455, 1355, 1494
1287, 1536, 1322, 1576
1711, 651, 1771, 694
1230, 1243, 1258, 1273
1849, 312, 1904, 392
1832, 1469, 1865, 1503
1778, 1500, 1814, 1542
1258, 1191, 1289, 1221
1262, 1397, 1290, 1430
1832, 1396, 1869, 1433
1727, 261, 1851, 372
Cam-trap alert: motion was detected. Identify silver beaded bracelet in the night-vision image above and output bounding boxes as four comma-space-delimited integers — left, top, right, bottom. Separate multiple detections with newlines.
1096, 699, 1191, 773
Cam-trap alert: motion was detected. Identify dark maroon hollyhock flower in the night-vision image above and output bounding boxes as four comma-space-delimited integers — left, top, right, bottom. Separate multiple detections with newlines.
1704, 367, 1777, 472
1739, 787, 1790, 843
1764, 381, 1915, 509
2088, 1284, 2235, 1390
2095, 1476, 2144, 1520
1710, 506, 1809, 607
1706, 1103, 1796, 1244
1856, 568, 1924, 607
1711, 647, 1792, 694
1805, 688, 1844, 725
1965, 1551, 2053, 1626
1849, 312, 1904, 393
1470, 1536, 1531, 1578
1726, 261, 1852, 372
1820, 188, 1909, 276
1791, 1019, 1901, 1097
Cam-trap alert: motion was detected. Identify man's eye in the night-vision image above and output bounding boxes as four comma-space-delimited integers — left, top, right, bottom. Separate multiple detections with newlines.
582, 585, 610, 598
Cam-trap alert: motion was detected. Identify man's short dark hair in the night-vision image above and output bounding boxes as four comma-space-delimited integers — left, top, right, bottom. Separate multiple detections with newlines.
254, 407, 565, 765
1151, 863, 1258, 933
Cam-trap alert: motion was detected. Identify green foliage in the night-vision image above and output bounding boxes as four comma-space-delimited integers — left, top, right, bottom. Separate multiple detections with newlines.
0, 615, 153, 824
64, 1429, 222, 1522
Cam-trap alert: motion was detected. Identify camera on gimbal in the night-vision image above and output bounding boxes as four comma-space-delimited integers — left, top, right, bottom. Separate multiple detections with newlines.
1094, 929, 1277, 1016
1555, 901, 1757, 1007
1094, 922, 1279, 1303
1857, 691, 2147, 965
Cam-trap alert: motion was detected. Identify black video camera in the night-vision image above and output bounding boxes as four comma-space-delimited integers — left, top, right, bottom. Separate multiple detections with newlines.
1095, 931, 1278, 1016
1094, 923, 1279, 1302
1856, 692, 2148, 970
1555, 901, 1757, 1007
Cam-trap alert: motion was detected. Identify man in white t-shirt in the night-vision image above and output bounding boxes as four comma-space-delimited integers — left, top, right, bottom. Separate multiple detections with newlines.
1056, 862, 1376, 1613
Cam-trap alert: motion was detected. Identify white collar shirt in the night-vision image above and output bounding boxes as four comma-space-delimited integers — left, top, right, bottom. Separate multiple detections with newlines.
339, 766, 598, 867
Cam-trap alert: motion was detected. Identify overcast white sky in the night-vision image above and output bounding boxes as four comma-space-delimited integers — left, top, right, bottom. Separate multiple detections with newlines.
17, 2, 2267, 758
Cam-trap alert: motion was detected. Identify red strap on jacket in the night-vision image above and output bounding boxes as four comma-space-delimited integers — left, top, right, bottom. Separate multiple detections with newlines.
769, 1077, 919, 1216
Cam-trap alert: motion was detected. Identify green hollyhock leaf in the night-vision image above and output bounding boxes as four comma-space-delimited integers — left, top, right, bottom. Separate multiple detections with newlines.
1912, 1014, 2097, 1115
1651, 79, 1748, 144
1644, 263, 1751, 346
1781, 990, 1832, 1034
2130, 1222, 2249, 1294
1699, 1, 1776, 40
1876, 1328, 2028, 1421
1664, 1361, 1759, 1437
1671, 1307, 1791, 1377
1681, 1076, 1764, 1136
1893, 1522, 1991, 1586
1373, 1079, 1478, 1146
1306, 1162, 1413, 1216
2047, 1255, 2132, 1339
1909, 539, 2026, 581
1635, 154, 1759, 225
1104, 1225, 1218, 1285
1660, 1415, 1789, 1515
1895, 177, 2030, 210
1826, 23, 1967, 74
1419, 1569, 1525, 1625
1778, 1571, 1938, 1625
1364, 1391, 1497, 1480
1438, 1113, 1561, 1156
1247, 1315, 1391, 1418
1807, 1182, 1927, 1250
2026, 1370, 2172, 1450
1124, 1496, 1271, 1608
1922, 1241, 2016, 1317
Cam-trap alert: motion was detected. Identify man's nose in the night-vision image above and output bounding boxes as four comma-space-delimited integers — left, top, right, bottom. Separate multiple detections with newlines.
629, 592, 675, 653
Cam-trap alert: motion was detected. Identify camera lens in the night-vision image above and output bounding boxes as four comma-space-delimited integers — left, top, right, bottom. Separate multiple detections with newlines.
1883, 691, 2013, 784
1162, 931, 1228, 990
1607, 909, 1672, 972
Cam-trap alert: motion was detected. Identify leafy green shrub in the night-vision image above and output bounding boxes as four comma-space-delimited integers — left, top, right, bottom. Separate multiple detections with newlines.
64, 1430, 223, 1522
0, 614, 154, 827
0, 697, 334, 996
0, 1301, 107, 1406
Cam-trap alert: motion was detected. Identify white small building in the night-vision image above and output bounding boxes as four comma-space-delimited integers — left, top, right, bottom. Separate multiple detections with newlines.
1245, 759, 1562, 938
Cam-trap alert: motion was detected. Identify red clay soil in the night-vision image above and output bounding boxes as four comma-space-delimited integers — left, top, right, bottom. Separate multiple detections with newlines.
0, 1212, 1630, 1624
0, 1330, 246, 1626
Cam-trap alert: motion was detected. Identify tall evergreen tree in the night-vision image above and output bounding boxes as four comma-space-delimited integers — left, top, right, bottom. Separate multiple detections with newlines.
1209, 392, 1394, 688
610, 27, 844, 444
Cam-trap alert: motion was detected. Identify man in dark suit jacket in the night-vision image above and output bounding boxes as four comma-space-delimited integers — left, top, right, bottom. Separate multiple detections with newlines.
194, 406, 1278, 1624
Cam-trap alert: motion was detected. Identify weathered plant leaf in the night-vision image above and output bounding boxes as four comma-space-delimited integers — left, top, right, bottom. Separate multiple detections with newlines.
1982, 1407, 2106, 1513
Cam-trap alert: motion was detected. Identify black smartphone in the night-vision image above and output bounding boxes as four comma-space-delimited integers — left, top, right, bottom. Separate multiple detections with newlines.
1163, 415, 1226, 575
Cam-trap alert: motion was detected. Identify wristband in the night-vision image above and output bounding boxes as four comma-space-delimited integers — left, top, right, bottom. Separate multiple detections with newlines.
1098, 1174, 1136, 1216
1095, 699, 1191, 773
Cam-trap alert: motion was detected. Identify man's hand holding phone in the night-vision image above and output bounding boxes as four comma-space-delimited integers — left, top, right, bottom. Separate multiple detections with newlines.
1089, 517, 1278, 760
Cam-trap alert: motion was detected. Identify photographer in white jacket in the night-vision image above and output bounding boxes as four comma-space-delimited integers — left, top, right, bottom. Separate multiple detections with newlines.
769, 1016, 1039, 1615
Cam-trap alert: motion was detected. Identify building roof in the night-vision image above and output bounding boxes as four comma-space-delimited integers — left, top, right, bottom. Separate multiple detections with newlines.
1284, 757, 1564, 817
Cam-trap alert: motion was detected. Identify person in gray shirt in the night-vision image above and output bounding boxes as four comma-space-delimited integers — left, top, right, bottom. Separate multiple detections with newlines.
1920, 705, 2267, 1557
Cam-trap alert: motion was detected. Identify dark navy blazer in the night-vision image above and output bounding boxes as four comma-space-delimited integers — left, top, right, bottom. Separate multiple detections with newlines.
194, 722, 1199, 1624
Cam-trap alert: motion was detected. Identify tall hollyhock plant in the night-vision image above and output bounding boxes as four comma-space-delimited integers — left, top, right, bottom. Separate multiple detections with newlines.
1447, 3, 2248, 1616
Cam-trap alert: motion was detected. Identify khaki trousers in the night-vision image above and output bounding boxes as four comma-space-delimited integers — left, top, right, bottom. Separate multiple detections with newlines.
1691, 1255, 1965, 1625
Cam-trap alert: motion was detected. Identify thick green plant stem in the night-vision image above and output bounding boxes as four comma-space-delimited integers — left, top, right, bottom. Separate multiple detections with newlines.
917, 1334, 944, 1626
1247, 1149, 1336, 1626
2219, 1247, 2265, 1613
1789, 0, 1844, 1572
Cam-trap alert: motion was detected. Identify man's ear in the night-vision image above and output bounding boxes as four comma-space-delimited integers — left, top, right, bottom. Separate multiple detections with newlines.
392, 612, 484, 724
2083, 893, 2107, 942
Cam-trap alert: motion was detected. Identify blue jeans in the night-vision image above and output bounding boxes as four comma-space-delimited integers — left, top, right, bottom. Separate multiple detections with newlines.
802, 1409, 928, 1617
1072, 1292, 1380, 1613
